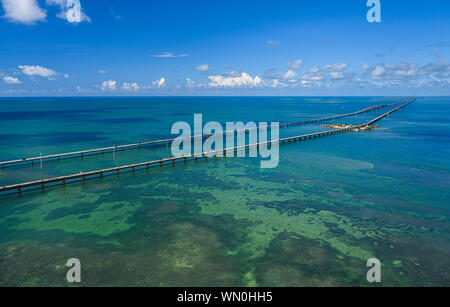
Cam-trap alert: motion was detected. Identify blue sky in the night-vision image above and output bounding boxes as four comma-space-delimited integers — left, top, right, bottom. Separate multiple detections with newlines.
0, 0, 449, 96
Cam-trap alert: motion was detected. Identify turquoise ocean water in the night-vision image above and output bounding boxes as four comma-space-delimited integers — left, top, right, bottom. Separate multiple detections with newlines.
0, 96, 449, 286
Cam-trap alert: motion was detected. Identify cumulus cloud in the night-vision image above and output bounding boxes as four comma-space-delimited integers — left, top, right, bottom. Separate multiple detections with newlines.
1, 0, 90, 24
361, 60, 450, 88
257, 59, 449, 90
3, 76, 21, 84
196, 64, 210, 72
208, 72, 263, 88
98, 70, 107, 74
302, 66, 324, 82
149, 52, 188, 58
122, 82, 139, 91
288, 59, 303, 70
271, 79, 281, 88
19, 65, 57, 78
330, 71, 345, 79
205, 60, 449, 91
283, 70, 297, 80
368, 62, 425, 81
360, 64, 370, 75
186, 78, 195, 88
152, 77, 166, 88
101, 80, 117, 91
300, 63, 349, 84
422, 60, 450, 75
46, 0, 90, 23
1, 0, 46, 25
371, 66, 386, 79
270, 79, 290, 88
323, 63, 348, 72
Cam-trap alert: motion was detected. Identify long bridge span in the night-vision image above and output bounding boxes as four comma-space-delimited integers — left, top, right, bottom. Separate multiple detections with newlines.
0, 99, 413, 169
0, 99, 414, 196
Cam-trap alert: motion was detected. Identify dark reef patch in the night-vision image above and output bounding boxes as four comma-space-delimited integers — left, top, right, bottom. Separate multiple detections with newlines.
44, 203, 97, 222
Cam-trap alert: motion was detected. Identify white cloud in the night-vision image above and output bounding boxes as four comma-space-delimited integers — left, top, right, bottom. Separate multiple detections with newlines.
98, 70, 107, 74
64, 73, 70, 79
1, 0, 46, 24
360, 64, 370, 75
364, 61, 450, 87
267, 40, 280, 46
186, 78, 195, 87
372, 66, 386, 79
3, 76, 21, 84
122, 82, 139, 91
330, 71, 345, 79
302, 66, 323, 82
101, 80, 117, 91
149, 52, 188, 58
208, 72, 263, 88
270, 79, 290, 88
196, 64, 210, 72
310, 67, 321, 74
46, 0, 90, 23
300, 80, 312, 87
288, 59, 303, 70
283, 70, 297, 80
299, 63, 349, 84
271, 79, 281, 88
323, 63, 348, 72
19, 65, 57, 78
152, 77, 166, 88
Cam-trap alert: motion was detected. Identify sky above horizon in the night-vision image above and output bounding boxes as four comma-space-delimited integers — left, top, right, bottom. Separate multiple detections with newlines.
0, 0, 449, 96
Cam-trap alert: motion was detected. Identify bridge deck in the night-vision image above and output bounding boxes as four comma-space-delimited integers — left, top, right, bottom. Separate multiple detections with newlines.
0, 99, 414, 195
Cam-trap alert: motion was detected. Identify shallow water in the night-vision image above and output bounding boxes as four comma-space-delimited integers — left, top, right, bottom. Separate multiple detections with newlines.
0, 96, 449, 286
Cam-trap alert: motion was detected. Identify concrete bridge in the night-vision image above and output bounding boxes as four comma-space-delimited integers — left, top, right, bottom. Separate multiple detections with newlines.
0, 99, 414, 196
0, 99, 413, 169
